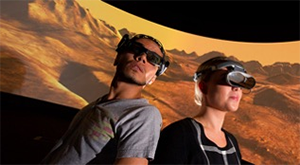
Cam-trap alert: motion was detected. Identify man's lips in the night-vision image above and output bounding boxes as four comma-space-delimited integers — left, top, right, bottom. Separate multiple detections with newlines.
132, 64, 144, 73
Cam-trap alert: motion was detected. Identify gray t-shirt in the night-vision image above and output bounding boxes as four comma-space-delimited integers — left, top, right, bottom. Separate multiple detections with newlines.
41, 97, 162, 164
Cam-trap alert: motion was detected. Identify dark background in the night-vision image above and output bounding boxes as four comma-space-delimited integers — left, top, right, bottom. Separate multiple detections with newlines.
1, 92, 78, 164
104, 1, 300, 42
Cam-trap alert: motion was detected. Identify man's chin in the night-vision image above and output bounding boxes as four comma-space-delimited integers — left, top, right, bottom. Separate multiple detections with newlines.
123, 77, 147, 86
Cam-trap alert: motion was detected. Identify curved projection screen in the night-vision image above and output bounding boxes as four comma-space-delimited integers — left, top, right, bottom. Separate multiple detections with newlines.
0, 0, 299, 164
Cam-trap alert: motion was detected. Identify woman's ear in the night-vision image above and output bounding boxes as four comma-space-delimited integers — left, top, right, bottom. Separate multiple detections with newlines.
199, 82, 207, 94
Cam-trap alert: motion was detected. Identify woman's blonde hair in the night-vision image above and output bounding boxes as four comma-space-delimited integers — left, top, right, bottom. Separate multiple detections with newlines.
194, 78, 203, 106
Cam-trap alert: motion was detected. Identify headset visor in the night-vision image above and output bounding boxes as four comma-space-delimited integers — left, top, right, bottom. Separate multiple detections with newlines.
226, 71, 256, 89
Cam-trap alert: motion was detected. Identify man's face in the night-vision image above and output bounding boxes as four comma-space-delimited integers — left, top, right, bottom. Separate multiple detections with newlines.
116, 38, 163, 86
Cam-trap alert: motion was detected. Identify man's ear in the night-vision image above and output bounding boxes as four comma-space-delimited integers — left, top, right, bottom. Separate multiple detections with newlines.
199, 82, 207, 94
113, 54, 120, 66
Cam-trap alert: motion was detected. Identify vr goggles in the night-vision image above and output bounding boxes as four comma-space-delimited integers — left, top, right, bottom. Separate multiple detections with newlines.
116, 34, 170, 76
126, 41, 163, 67
193, 61, 256, 90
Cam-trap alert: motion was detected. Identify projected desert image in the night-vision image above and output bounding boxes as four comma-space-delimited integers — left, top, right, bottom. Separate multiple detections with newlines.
0, 0, 299, 164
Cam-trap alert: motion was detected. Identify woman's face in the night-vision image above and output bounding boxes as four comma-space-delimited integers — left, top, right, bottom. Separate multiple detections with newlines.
205, 68, 243, 112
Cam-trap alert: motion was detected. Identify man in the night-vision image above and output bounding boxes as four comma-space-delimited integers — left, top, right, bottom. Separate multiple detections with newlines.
41, 34, 170, 164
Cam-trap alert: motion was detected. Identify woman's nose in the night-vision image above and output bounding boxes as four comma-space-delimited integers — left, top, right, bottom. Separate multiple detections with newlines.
232, 86, 241, 91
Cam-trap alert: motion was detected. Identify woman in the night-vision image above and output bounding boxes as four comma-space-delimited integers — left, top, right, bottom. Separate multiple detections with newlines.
151, 56, 256, 164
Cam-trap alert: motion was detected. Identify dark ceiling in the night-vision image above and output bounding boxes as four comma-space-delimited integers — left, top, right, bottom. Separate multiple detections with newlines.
103, 1, 299, 43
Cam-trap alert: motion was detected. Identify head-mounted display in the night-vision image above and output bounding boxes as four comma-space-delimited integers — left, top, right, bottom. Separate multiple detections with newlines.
224, 71, 256, 89
193, 61, 256, 90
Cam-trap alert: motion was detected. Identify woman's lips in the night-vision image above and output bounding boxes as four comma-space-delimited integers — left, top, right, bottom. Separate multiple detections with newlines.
230, 96, 239, 101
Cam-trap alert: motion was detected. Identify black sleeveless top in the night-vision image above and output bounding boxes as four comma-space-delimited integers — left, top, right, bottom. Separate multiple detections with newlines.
151, 117, 246, 165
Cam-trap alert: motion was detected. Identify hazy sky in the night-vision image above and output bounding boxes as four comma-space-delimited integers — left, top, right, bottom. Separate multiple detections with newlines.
77, 0, 300, 66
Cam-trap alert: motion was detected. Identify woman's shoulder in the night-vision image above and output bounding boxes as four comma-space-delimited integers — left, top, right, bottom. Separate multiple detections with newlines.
162, 117, 195, 132
160, 117, 197, 143
222, 129, 237, 140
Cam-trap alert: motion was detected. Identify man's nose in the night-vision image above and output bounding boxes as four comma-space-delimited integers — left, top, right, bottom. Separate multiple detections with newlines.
135, 53, 147, 64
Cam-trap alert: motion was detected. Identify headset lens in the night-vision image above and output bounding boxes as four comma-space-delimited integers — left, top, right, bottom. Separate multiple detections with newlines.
129, 42, 163, 66
227, 71, 256, 89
